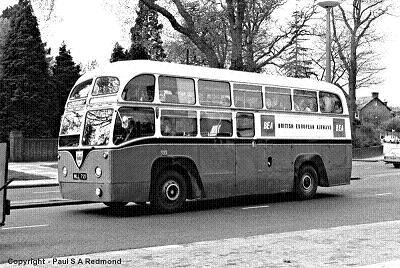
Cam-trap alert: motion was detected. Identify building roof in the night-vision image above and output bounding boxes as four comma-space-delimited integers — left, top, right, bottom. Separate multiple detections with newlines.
356, 95, 391, 112
356, 96, 373, 111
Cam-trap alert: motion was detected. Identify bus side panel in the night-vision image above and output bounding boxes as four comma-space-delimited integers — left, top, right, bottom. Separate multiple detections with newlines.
111, 144, 161, 201
324, 143, 352, 186
261, 143, 294, 193
198, 143, 236, 199
291, 143, 352, 188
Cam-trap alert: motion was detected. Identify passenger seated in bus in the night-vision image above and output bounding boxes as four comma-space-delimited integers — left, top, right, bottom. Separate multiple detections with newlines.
121, 116, 136, 141
161, 118, 176, 136
333, 101, 343, 113
320, 95, 333, 113
218, 120, 232, 136
221, 97, 230, 107
265, 97, 273, 109
294, 97, 304, 111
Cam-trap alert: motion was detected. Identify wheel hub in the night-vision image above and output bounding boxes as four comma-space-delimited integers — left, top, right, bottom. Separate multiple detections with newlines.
302, 174, 312, 191
163, 180, 180, 201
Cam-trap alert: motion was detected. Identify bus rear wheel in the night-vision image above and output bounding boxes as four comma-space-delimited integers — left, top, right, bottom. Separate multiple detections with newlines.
295, 165, 318, 200
103, 202, 128, 208
151, 170, 187, 213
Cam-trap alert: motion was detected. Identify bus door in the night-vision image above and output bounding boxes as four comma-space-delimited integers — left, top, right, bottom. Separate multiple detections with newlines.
199, 112, 235, 198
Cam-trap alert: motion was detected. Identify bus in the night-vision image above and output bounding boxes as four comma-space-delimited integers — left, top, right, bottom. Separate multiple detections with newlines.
58, 60, 352, 213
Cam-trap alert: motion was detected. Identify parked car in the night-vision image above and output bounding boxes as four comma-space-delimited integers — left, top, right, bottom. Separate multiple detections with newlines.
384, 148, 400, 168
382, 135, 400, 144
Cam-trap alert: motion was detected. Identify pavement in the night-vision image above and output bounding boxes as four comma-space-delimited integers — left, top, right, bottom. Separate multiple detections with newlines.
4, 157, 400, 267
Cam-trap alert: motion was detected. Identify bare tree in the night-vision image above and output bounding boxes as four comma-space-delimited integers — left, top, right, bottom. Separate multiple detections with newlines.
141, 0, 316, 71
244, 1, 316, 72
331, 0, 390, 136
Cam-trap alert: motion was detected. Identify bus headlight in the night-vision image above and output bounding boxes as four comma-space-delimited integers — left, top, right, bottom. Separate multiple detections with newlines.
95, 188, 103, 197
62, 166, 68, 177
95, 167, 102, 178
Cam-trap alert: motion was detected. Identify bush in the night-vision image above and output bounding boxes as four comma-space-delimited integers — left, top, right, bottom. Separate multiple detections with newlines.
353, 123, 382, 148
382, 117, 400, 132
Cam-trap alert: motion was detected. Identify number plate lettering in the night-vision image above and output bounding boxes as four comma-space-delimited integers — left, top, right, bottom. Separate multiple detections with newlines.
73, 173, 87, 180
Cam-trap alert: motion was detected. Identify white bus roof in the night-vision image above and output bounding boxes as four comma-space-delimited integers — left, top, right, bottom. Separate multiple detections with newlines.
76, 60, 343, 95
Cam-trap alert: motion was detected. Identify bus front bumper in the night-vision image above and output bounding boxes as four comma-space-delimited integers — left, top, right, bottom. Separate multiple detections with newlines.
59, 181, 150, 203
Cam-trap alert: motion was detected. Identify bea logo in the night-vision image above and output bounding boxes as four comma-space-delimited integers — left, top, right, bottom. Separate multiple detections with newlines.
261, 115, 275, 136
336, 124, 344, 132
333, 119, 345, 137
264, 121, 274, 130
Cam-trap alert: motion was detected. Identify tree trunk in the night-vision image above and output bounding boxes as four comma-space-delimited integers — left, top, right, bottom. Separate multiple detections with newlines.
227, 0, 245, 71
348, 38, 358, 141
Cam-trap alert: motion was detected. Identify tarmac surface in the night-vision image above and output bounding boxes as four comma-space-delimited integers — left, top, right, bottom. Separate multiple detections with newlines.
3, 158, 400, 267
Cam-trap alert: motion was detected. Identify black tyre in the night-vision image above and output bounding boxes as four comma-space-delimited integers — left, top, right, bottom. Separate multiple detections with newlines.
394, 163, 400, 168
103, 202, 128, 208
151, 170, 187, 213
295, 165, 318, 200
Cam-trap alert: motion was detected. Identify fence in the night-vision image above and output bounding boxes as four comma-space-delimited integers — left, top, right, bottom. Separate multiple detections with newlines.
9, 131, 58, 162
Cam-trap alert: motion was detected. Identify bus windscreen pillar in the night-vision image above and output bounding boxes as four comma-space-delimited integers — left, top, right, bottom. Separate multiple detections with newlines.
0, 143, 9, 226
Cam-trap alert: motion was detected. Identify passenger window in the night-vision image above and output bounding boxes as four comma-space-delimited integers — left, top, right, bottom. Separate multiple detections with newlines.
198, 80, 231, 107
236, 113, 254, 137
160, 110, 197, 137
319, 91, 343, 114
159, 76, 195, 104
122, 74, 155, 102
92, 77, 120, 96
265, 87, 291, 111
233, 84, 262, 109
200, 112, 232, 137
293, 90, 318, 112
70, 79, 92, 100
113, 107, 155, 144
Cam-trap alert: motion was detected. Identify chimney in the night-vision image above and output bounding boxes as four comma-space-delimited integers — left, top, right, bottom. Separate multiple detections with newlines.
372, 92, 379, 99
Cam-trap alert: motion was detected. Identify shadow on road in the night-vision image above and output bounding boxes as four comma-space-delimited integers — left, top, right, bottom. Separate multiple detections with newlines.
77, 191, 343, 218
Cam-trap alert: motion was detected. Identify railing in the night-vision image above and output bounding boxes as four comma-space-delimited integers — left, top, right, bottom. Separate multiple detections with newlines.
9, 131, 57, 162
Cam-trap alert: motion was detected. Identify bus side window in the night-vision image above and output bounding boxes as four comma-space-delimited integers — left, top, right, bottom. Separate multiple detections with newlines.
122, 74, 155, 102
319, 91, 343, 114
113, 107, 155, 144
265, 87, 292, 111
293, 90, 318, 112
160, 110, 197, 137
159, 76, 195, 104
233, 84, 262, 109
200, 112, 232, 137
236, 113, 254, 137
198, 80, 231, 107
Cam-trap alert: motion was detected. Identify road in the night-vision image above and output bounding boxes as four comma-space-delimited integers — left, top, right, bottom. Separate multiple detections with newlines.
8, 186, 61, 203
1, 160, 400, 264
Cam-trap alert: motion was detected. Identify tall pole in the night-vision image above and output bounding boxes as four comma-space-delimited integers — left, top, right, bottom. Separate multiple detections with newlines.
317, 1, 340, 83
325, 7, 332, 83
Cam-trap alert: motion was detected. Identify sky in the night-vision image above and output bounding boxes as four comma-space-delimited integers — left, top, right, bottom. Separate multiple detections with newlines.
1, 0, 400, 106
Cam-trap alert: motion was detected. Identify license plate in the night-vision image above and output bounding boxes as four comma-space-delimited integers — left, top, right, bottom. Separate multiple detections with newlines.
73, 173, 87, 180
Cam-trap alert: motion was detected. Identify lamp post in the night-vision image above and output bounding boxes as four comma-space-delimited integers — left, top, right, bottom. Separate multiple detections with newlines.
317, 1, 340, 83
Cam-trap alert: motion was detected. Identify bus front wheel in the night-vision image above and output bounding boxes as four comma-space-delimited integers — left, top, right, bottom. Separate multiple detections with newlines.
295, 165, 318, 200
151, 170, 187, 213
